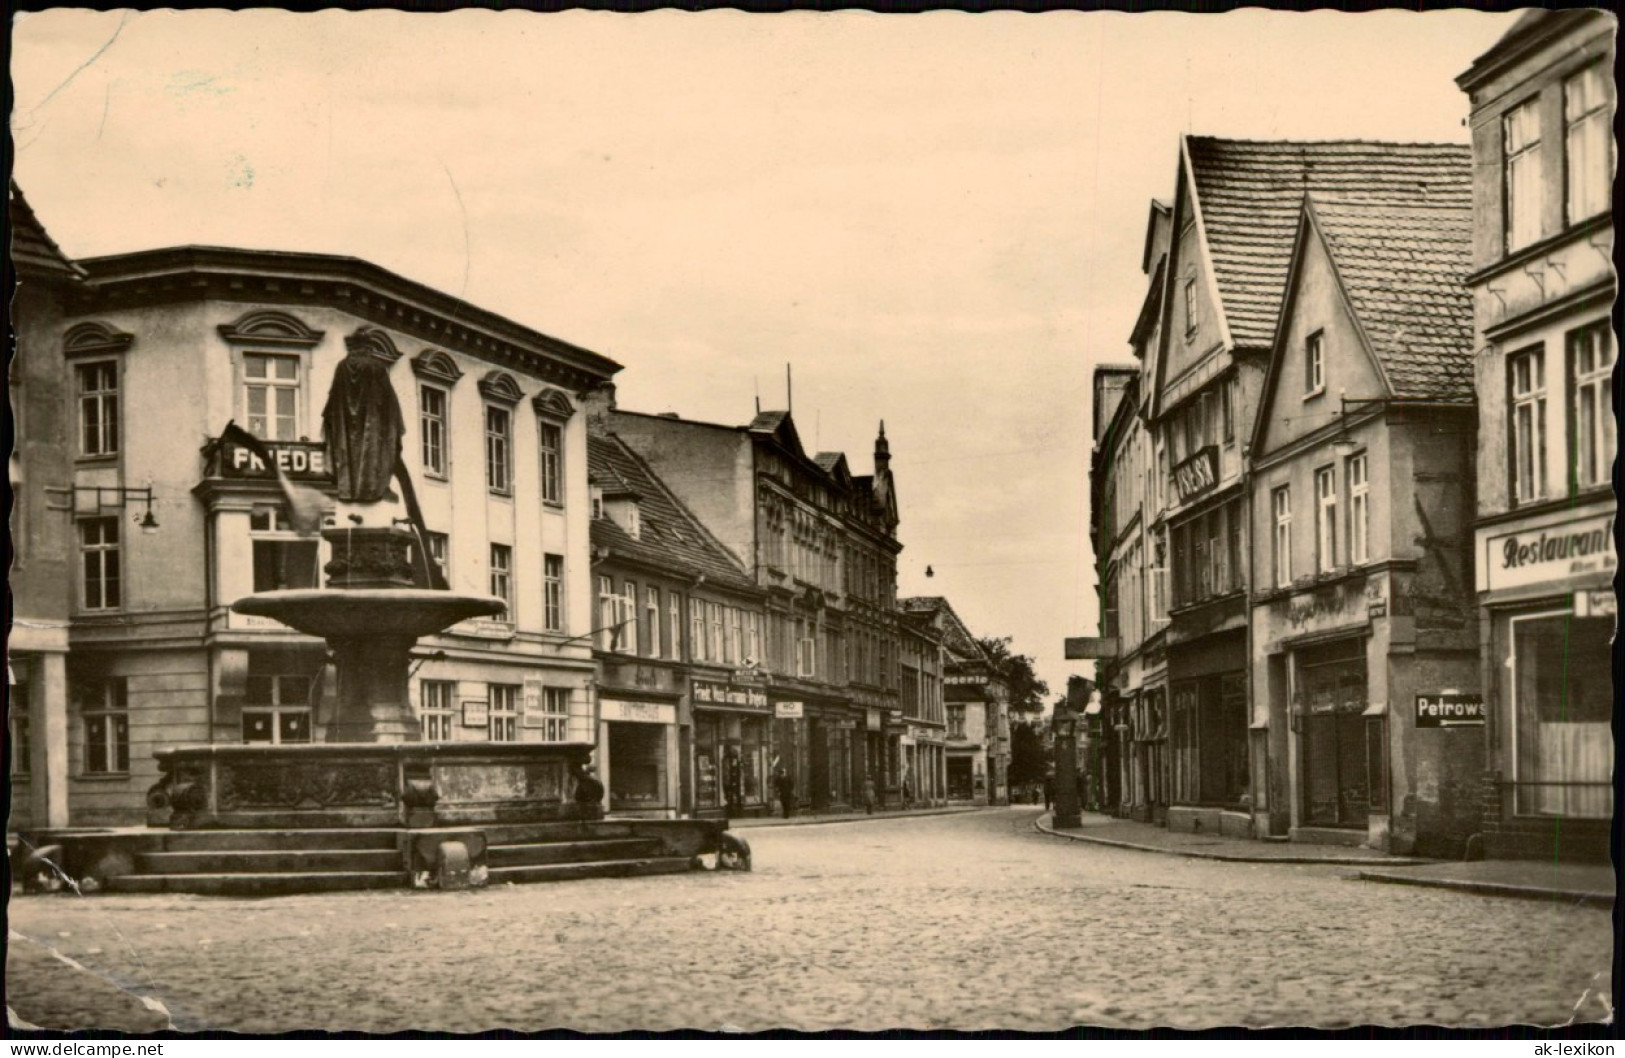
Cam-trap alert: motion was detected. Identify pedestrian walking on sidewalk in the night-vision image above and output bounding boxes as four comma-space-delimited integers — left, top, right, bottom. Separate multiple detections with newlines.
773, 767, 796, 820
863, 775, 877, 815
1043, 775, 1054, 811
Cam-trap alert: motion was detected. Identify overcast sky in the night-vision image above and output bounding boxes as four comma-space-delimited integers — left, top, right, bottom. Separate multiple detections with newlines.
12, 8, 1518, 701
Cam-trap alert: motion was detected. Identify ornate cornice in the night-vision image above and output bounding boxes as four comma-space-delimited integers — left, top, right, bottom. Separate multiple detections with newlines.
216, 309, 324, 348
410, 349, 465, 387
478, 370, 524, 405
62, 321, 135, 357
345, 326, 403, 364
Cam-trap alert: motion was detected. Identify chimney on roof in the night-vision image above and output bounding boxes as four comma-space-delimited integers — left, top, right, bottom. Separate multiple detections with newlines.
580, 381, 617, 432
874, 421, 890, 475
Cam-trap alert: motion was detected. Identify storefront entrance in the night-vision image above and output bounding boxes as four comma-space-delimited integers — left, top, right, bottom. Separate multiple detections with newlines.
1294, 638, 1372, 828
693, 710, 771, 816
607, 721, 668, 813
1170, 673, 1248, 807
947, 756, 973, 801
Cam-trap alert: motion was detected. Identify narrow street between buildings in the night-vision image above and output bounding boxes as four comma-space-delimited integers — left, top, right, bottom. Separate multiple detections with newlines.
7, 807, 1613, 1034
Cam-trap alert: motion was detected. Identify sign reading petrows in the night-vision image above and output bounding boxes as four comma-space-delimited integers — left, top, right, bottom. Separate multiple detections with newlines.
1415, 693, 1485, 729
1486, 514, 1615, 592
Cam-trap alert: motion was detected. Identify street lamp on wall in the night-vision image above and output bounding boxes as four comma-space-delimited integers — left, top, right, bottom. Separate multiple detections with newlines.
60, 484, 162, 533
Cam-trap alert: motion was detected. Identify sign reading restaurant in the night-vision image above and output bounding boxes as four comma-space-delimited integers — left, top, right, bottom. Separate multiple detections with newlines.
1485, 514, 1615, 592
1171, 446, 1219, 503
216, 437, 332, 481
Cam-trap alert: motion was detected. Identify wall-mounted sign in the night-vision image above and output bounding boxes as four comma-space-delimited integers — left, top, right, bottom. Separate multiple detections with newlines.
1171, 445, 1219, 503
523, 679, 544, 716
1064, 637, 1120, 660
601, 698, 674, 725
461, 700, 489, 728
692, 681, 769, 709
1575, 589, 1616, 619
774, 701, 804, 719
216, 438, 332, 481
867, 708, 882, 732
1486, 514, 1615, 592
451, 619, 517, 640
1415, 693, 1485, 729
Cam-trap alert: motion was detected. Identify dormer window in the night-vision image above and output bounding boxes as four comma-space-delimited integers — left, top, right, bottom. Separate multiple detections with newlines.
604, 494, 641, 539
591, 487, 604, 520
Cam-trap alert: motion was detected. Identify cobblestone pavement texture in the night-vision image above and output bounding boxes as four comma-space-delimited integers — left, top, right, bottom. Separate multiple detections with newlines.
6, 808, 1615, 1033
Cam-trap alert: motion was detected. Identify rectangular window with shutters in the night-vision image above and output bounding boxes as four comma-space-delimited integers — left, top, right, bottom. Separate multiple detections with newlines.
488, 684, 519, 742
77, 361, 120, 457
1564, 62, 1611, 226
419, 680, 456, 742
244, 353, 301, 440
1503, 98, 1542, 253
1508, 346, 1546, 504
1569, 323, 1614, 492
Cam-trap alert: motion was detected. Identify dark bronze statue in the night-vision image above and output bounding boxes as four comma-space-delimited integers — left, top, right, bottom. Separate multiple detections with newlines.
323, 334, 404, 503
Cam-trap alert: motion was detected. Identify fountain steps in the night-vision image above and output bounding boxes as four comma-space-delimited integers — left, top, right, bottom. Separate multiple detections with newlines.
106, 870, 408, 896
136, 849, 405, 874
158, 829, 403, 852
487, 857, 698, 886
487, 838, 666, 868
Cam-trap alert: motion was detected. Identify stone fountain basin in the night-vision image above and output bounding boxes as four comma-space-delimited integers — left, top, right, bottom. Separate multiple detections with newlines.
232, 589, 506, 639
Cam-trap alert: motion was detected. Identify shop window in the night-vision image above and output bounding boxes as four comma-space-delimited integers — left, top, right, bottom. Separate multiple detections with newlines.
11, 680, 31, 776
1315, 466, 1337, 573
419, 680, 455, 742
543, 554, 565, 633
77, 361, 120, 457
1564, 62, 1611, 226
489, 543, 512, 621
484, 405, 511, 495
1569, 323, 1614, 493
537, 688, 569, 742
1272, 487, 1292, 588
243, 671, 313, 745
1503, 98, 1543, 253
608, 722, 666, 809
81, 517, 122, 611
244, 353, 301, 441
1508, 346, 1547, 504
488, 684, 518, 742
1347, 454, 1370, 565
538, 420, 564, 505
79, 676, 130, 774
419, 384, 449, 478
251, 508, 320, 591
1305, 331, 1325, 397
1510, 611, 1612, 818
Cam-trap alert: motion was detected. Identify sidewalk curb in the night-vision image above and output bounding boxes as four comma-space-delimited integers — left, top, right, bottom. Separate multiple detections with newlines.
1351, 869, 1614, 909
1032, 813, 1430, 867
729, 806, 997, 830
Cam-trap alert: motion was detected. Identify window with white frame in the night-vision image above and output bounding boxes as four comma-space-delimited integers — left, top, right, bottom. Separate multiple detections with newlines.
76, 361, 119, 457
1272, 486, 1292, 589
485, 405, 512, 494
1569, 323, 1614, 492
81, 517, 121, 610
1503, 98, 1543, 253
244, 353, 301, 440
624, 579, 640, 655
538, 420, 563, 505
1183, 276, 1198, 337
250, 508, 320, 591
536, 687, 569, 742
1509, 346, 1546, 504
1348, 453, 1370, 565
420, 384, 449, 477
488, 683, 518, 742
646, 586, 662, 658
669, 592, 683, 660
1564, 62, 1611, 226
79, 676, 129, 774
426, 532, 449, 584
489, 543, 513, 620
1315, 466, 1337, 574
544, 554, 564, 632
1305, 331, 1325, 396
690, 596, 706, 661
243, 669, 312, 745
419, 680, 455, 742
600, 576, 620, 651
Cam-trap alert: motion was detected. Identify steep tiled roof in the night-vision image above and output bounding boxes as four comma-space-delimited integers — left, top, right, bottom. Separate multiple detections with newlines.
1309, 198, 1476, 401
898, 596, 984, 663
1186, 138, 1471, 350
10, 182, 85, 281
588, 432, 757, 591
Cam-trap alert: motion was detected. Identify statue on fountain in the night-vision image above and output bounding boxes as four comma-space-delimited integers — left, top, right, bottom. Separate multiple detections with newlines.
323, 333, 406, 508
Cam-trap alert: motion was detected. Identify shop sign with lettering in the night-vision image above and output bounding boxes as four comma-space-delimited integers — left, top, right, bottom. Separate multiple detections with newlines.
600, 699, 674, 725
1415, 693, 1486, 729
774, 701, 804, 719
1486, 514, 1615, 592
1171, 446, 1219, 503
692, 681, 769, 709
217, 438, 332, 481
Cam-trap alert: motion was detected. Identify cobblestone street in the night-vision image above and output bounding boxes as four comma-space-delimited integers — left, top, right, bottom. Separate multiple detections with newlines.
7, 808, 1614, 1033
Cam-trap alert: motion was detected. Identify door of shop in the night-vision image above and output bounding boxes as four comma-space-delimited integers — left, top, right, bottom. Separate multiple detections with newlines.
1295, 639, 1370, 828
